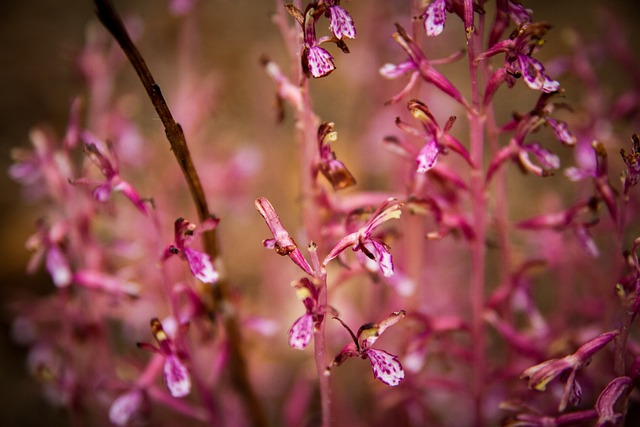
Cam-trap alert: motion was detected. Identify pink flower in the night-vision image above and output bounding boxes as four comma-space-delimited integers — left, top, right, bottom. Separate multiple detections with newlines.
327, 2, 356, 40
288, 278, 325, 350
138, 318, 191, 398
108, 389, 146, 426
326, 311, 406, 386
73, 134, 149, 214
423, 0, 446, 36
521, 330, 618, 412
324, 199, 402, 277
255, 197, 314, 276
163, 217, 219, 284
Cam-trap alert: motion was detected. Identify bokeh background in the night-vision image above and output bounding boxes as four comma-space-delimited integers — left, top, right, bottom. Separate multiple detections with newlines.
2, 1, 640, 425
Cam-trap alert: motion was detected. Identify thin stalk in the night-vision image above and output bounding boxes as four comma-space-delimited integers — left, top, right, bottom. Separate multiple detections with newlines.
465, 4, 487, 426
92, 2, 268, 426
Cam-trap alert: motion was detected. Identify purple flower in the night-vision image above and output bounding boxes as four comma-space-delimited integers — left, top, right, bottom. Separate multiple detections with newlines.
326, 311, 406, 386
381, 24, 466, 105
25, 220, 72, 288
325, 1, 356, 40
163, 217, 220, 284
255, 197, 315, 276
423, 0, 447, 36
109, 389, 146, 426
521, 330, 618, 412
73, 134, 149, 214
138, 318, 191, 398
288, 278, 325, 350
324, 199, 402, 277
477, 22, 560, 93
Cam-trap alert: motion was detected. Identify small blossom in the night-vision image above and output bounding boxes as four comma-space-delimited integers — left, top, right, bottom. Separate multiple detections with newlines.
288, 278, 325, 350
109, 389, 146, 426
382, 24, 465, 105
324, 199, 402, 277
138, 318, 191, 398
477, 22, 560, 94
326, 311, 406, 386
73, 135, 149, 214
25, 220, 72, 288
255, 197, 315, 276
326, 1, 356, 40
163, 217, 219, 284
423, 0, 447, 36
521, 330, 618, 412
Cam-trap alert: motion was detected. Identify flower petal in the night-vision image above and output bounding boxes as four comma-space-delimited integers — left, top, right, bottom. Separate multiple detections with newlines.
329, 6, 356, 40
184, 248, 218, 284
307, 46, 336, 78
423, 0, 446, 36
164, 355, 191, 398
416, 139, 439, 173
367, 348, 405, 386
518, 55, 559, 93
109, 390, 144, 426
289, 313, 314, 350
370, 240, 395, 277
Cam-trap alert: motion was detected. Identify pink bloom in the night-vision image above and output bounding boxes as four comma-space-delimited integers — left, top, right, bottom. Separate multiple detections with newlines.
324, 199, 402, 277
326, 311, 406, 386
423, 0, 446, 36
163, 217, 219, 284
288, 278, 324, 350
326, 2, 356, 40
109, 389, 146, 426
255, 197, 314, 276
138, 318, 191, 398
521, 330, 618, 412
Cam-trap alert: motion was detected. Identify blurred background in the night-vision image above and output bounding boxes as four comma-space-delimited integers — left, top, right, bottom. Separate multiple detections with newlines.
2, 0, 640, 425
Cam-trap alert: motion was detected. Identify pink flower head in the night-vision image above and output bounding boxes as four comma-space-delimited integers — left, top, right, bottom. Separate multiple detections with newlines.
74, 134, 149, 214
326, 311, 406, 386
423, 0, 447, 36
163, 217, 220, 284
324, 199, 402, 277
255, 197, 314, 276
521, 330, 618, 412
476, 22, 560, 93
383, 24, 465, 105
317, 122, 356, 190
288, 278, 324, 350
138, 318, 191, 398
325, 1, 356, 40
25, 220, 72, 288
109, 389, 146, 426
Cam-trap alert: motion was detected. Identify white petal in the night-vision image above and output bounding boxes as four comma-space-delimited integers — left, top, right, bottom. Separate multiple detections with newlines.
164, 355, 191, 398
367, 349, 405, 386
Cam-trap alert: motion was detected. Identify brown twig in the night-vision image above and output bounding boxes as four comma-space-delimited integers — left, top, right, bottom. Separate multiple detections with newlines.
93, 1, 268, 426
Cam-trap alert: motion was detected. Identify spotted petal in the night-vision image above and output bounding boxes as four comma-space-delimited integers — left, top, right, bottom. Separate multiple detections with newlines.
164, 355, 191, 398
367, 348, 405, 386
518, 55, 559, 93
289, 313, 314, 350
423, 0, 446, 36
109, 390, 143, 426
307, 46, 336, 78
329, 6, 356, 40
416, 139, 439, 173
184, 247, 218, 284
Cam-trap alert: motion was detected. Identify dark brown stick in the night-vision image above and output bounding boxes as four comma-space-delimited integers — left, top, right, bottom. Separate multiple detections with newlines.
93, 1, 268, 426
